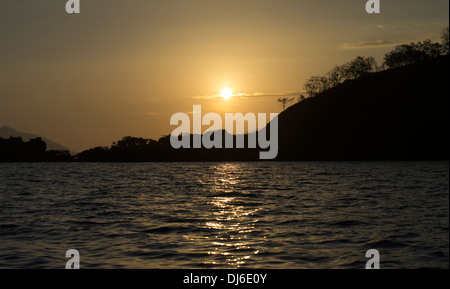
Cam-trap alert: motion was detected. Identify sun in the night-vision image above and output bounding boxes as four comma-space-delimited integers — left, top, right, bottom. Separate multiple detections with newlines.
221, 88, 233, 100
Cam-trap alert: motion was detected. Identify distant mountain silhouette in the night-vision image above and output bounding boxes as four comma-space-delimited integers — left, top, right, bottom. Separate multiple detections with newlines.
0, 126, 71, 152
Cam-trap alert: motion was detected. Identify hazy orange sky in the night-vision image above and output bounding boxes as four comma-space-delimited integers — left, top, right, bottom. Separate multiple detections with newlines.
1, 0, 448, 152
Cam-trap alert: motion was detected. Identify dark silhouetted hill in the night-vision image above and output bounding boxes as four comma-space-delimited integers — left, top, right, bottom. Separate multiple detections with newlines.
276, 55, 449, 160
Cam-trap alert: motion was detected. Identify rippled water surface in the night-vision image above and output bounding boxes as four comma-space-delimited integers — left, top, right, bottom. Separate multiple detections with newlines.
0, 162, 448, 269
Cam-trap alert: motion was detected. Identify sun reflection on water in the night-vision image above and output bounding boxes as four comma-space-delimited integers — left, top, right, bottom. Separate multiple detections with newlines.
199, 163, 262, 268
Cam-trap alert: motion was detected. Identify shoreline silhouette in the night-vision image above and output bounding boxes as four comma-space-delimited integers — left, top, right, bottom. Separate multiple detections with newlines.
2, 33, 449, 162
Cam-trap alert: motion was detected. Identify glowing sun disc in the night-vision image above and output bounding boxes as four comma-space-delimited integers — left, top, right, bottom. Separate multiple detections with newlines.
221, 88, 233, 99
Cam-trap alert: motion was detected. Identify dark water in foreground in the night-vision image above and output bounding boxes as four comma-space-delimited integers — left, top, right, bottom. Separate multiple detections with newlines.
0, 162, 448, 269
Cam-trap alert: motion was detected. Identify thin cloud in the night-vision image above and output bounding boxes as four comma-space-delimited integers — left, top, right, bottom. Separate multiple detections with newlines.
342, 39, 405, 49
192, 91, 301, 100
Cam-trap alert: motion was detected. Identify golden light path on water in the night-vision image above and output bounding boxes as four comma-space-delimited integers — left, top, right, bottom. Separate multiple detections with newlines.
185, 163, 262, 268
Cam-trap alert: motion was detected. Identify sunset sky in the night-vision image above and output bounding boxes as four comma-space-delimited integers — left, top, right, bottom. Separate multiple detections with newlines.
1, 0, 448, 152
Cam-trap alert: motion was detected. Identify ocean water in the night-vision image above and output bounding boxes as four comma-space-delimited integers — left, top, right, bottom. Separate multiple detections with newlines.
0, 162, 448, 269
